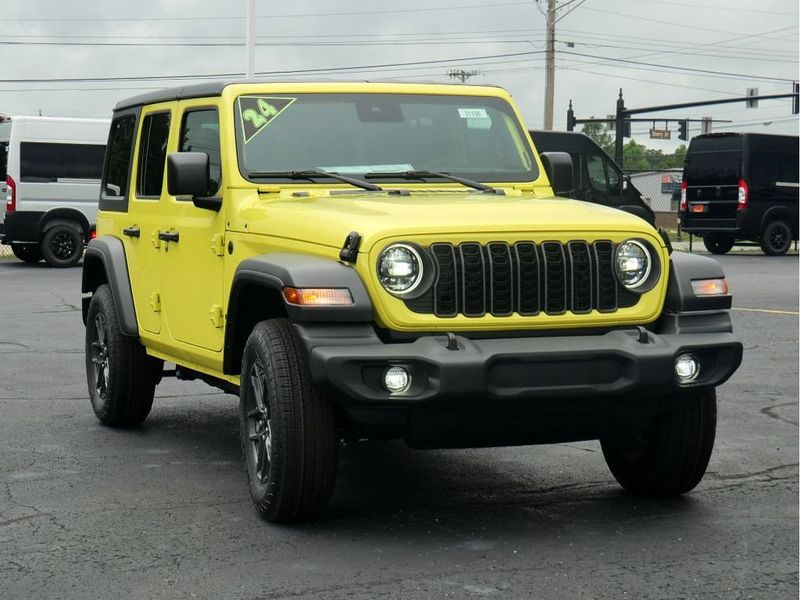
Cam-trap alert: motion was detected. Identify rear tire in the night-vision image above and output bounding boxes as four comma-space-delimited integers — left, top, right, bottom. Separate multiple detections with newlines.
601, 389, 717, 497
760, 220, 792, 256
85, 284, 160, 427
41, 221, 84, 267
703, 235, 734, 255
11, 243, 42, 263
239, 319, 337, 522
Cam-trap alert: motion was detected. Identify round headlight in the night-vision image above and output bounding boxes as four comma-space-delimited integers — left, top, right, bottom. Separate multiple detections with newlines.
378, 244, 422, 295
615, 240, 651, 289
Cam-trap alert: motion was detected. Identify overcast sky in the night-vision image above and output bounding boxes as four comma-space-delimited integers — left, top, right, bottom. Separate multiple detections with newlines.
1, 0, 797, 150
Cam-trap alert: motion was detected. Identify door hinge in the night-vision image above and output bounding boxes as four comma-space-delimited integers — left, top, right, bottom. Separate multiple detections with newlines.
150, 292, 161, 312
211, 234, 225, 257
209, 305, 225, 328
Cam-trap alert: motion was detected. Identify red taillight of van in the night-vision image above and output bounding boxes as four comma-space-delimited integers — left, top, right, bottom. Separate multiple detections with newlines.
679, 180, 687, 212
5, 176, 15, 213
737, 178, 749, 209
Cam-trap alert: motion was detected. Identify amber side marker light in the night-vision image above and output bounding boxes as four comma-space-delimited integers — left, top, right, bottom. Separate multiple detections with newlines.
691, 278, 729, 296
282, 287, 353, 306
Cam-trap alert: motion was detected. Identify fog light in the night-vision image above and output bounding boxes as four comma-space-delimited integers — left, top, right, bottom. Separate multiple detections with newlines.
675, 353, 699, 383
384, 366, 410, 393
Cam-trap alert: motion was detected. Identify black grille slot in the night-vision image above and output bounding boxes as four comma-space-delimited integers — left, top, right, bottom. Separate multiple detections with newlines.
413, 240, 625, 317
593, 241, 617, 312
431, 243, 458, 316
460, 243, 486, 317
542, 242, 567, 314
568, 241, 592, 313
515, 242, 540, 315
488, 243, 514, 316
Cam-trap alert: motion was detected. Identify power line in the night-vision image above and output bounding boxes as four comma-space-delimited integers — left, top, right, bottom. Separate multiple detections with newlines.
621, 0, 797, 16
0, 1, 534, 22
558, 50, 798, 83
0, 50, 547, 84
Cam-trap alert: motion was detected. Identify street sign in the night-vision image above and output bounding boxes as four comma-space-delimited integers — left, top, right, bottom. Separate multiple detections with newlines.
649, 128, 671, 140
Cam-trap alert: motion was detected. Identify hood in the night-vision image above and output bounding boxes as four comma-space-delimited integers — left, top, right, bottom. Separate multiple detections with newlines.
237, 188, 657, 252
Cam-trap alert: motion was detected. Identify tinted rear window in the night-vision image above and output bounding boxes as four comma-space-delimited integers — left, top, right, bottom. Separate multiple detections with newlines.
20, 142, 105, 182
684, 150, 741, 186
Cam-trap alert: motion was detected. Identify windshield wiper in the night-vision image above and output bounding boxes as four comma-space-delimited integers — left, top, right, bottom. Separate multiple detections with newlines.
248, 169, 382, 192
364, 170, 500, 194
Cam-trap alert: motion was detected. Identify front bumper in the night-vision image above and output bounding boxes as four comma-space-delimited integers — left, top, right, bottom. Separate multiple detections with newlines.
297, 319, 743, 447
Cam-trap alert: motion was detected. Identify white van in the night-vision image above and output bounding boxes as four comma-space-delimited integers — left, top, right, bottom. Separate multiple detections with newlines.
2, 116, 110, 266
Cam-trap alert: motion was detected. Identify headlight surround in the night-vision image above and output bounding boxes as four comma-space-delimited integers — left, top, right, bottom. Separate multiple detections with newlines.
378, 243, 424, 296
615, 239, 652, 290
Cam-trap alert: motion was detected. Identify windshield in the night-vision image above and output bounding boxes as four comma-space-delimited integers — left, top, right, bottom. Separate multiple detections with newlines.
234, 93, 537, 183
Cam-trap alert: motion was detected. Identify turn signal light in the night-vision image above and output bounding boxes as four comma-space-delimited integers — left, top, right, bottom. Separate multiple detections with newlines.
691, 278, 729, 296
282, 287, 353, 306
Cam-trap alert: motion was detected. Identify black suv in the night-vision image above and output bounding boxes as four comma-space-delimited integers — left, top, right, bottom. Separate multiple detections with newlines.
680, 133, 798, 255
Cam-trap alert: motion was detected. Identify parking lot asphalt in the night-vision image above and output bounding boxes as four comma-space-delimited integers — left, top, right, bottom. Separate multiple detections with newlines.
0, 253, 797, 600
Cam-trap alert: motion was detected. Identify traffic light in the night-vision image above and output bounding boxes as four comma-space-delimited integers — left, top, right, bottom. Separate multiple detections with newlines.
623, 120, 631, 138
678, 120, 688, 141
566, 108, 576, 131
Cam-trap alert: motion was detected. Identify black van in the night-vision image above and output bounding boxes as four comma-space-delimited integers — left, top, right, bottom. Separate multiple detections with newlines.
680, 133, 798, 255
529, 130, 656, 226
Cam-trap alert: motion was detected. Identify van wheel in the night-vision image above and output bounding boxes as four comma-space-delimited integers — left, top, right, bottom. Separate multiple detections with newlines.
11, 243, 42, 264
703, 235, 734, 255
85, 284, 160, 427
239, 319, 337, 522
41, 221, 84, 267
601, 389, 716, 497
760, 220, 792, 256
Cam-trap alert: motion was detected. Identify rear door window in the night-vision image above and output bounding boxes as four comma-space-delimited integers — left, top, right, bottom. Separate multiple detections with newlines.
103, 114, 137, 198
137, 112, 171, 198
685, 150, 741, 186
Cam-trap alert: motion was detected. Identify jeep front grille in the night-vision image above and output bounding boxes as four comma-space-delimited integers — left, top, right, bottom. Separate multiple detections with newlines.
406, 241, 635, 317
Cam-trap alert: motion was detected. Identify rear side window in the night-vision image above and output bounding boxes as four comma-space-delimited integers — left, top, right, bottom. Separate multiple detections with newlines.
103, 115, 136, 198
749, 152, 799, 187
180, 109, 220, 197
0, 142, 7, 179
137, 112, 171, 197
20, 142, 105, 182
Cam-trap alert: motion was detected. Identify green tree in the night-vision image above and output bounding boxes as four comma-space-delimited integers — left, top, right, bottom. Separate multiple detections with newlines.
580, 120, 614, 156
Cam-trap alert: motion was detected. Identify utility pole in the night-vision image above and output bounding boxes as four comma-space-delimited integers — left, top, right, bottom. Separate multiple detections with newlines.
543, 0, 556, 130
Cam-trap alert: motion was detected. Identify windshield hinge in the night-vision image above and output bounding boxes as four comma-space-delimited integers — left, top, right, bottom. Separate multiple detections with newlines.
211, 234, 225, 257
257, 185, 282, 194
209, 305, 225, 328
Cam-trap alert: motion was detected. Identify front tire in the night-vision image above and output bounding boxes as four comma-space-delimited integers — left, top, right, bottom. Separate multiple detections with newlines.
85, 284, 160, 427
239, 319, 337, 522
601, 389, 717, 496
760, 220, 792, 256
703, 234, 734, 255
11, 243, 42, 263
42, 221, 84, 267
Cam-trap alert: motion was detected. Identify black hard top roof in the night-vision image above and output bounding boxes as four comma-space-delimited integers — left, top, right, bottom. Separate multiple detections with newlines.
113, 79, 505, 112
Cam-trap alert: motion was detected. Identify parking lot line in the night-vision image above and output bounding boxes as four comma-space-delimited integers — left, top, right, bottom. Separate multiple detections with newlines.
732, 307, 799, 316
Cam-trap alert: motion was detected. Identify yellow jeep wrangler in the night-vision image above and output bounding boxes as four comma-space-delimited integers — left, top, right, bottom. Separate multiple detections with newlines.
82, 82, 742, 522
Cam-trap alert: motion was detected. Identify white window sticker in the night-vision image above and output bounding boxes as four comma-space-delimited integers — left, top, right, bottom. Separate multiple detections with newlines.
458, 108, 489, 119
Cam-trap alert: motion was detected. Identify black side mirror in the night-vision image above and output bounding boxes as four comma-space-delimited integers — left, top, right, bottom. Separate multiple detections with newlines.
539, 152, 573, 196
167, 152, 221, 212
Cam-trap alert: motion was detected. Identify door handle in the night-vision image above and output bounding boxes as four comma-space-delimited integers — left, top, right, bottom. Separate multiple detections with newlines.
158, 231, 180, 243
123, 226, 141, 238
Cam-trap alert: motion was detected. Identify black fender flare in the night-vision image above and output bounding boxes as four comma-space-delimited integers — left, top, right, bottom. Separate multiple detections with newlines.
81, 236, 139, 337
223, 253, 374, 374
664, 251, 731, 313
40, 208, 92, 240
759, 206, 795, 237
